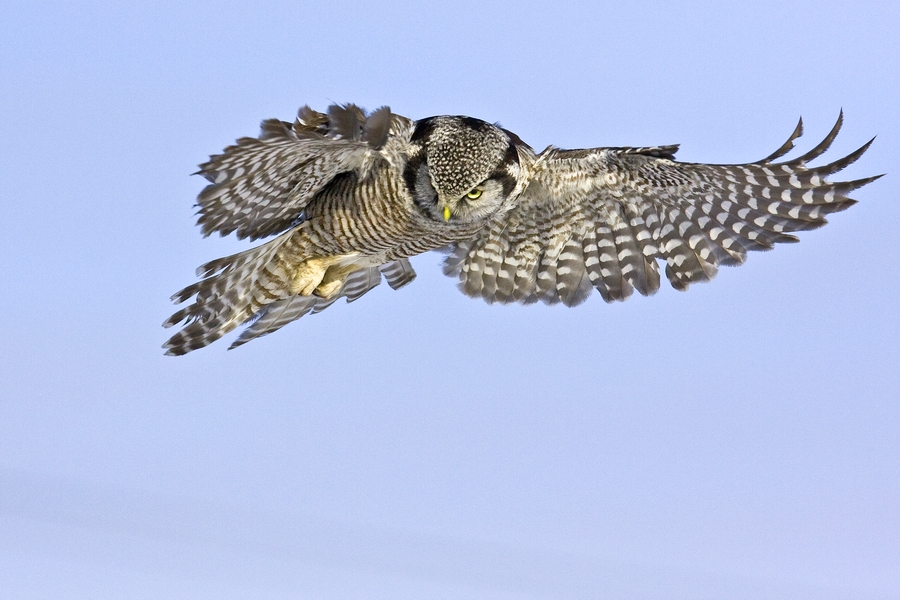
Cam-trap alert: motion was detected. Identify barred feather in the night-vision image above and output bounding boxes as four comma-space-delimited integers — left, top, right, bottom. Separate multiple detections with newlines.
378, 259, 417, 290
607, 203, 653, 295
162, 232, 295, 355
619, 202, 662, 294
196, 105, 395, 241
226, 259, 415, 349
229, 296, 318, 349
451, 112, 881, 302
555, 232, 593, 307
585, 217, 629, 301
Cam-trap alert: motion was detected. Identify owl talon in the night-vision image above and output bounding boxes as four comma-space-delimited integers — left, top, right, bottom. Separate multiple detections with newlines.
314, 279, 343, 298
314, 263, 363, 298
290, 256, 360, 297
290, 258, 332, 296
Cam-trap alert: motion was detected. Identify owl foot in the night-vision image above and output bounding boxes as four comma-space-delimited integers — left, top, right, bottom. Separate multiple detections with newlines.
290, 257, 342, 296
314, 264, 363, 299
290, 256, 362, 298
312, 279, 343, 298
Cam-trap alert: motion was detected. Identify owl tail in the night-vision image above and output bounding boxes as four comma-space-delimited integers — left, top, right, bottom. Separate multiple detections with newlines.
162, 232, 296, 356
162, 233, 417, 355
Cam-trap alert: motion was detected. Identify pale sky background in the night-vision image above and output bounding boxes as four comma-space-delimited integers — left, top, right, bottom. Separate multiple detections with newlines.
1, 1, 898, 598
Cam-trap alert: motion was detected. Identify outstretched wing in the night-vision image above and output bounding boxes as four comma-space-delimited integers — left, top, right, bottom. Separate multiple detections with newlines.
446, 113, 881, 306
195, 104, 411, 240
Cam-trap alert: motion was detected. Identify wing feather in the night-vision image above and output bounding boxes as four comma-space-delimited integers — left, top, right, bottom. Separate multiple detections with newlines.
379, 258, 417, 290
446, 114, 881, 302
195, 104, 406, 241
607, 203, 654, 295
555, 230, 594, 307
619, 201, 662, 294
227, 260, 416, 349
593, 216, 629, 301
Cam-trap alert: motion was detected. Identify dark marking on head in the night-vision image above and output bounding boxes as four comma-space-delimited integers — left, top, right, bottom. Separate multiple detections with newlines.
403, 150, 425, 198
459, 116, 495, 133
490, 170, 518, 198
502, 139, 520, 168
404, 153, 439, 217
410, 117, 438, 143
490, 137, 521, 197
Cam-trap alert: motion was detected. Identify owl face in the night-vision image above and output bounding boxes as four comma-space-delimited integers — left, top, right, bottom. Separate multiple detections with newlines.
405, 116, 521, 224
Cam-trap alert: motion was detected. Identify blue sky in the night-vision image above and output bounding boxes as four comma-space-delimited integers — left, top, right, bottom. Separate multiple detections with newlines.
1, 1, 898, 598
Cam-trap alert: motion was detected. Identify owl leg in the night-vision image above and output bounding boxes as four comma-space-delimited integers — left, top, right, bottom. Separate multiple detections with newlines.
289, 254, 364, 297
314, 263, 363, 299
290, 256, 344, 296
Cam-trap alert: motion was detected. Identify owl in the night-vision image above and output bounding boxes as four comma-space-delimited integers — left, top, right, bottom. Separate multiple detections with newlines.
163, 104, 880, 355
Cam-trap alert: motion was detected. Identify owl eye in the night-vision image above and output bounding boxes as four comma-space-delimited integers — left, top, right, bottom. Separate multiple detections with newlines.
466, 188, 483, 199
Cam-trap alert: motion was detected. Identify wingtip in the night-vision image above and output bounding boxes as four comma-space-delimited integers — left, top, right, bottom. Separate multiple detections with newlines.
781, 110, 847, 167
843, 173, 885, 191
756, 116, 805, 164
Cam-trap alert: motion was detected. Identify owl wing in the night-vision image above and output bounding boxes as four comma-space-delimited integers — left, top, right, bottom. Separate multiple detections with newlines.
195, 104, 413, 240
445, 113, 881, 306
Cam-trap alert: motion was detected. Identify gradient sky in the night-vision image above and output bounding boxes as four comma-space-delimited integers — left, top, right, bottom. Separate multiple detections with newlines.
1, 1, 898, 598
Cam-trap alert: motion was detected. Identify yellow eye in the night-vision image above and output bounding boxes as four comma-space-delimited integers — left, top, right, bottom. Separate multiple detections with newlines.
466, 189, 483, 199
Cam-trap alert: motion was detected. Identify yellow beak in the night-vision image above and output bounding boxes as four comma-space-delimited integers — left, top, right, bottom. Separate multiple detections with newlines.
443, 206, 451, 222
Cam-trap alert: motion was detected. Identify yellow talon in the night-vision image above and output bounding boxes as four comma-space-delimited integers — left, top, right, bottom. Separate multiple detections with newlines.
443, 206, 451, 221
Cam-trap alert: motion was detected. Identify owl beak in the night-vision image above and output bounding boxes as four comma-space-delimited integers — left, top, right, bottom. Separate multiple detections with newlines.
442, 206, 451, 222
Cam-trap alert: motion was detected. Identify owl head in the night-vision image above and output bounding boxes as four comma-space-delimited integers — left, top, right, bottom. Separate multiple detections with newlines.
405, 116, 522, 224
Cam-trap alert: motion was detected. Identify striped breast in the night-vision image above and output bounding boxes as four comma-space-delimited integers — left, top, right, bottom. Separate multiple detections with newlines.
301, 164, 493, 260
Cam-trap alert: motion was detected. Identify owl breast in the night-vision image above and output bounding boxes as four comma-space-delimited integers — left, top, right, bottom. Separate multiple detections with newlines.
301, 165, 491, 262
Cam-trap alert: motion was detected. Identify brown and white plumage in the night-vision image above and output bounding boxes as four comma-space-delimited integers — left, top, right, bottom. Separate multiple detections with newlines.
163, 104, 880, 355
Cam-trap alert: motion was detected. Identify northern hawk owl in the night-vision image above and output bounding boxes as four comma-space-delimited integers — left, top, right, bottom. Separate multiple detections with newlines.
163, 104, 880, 355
